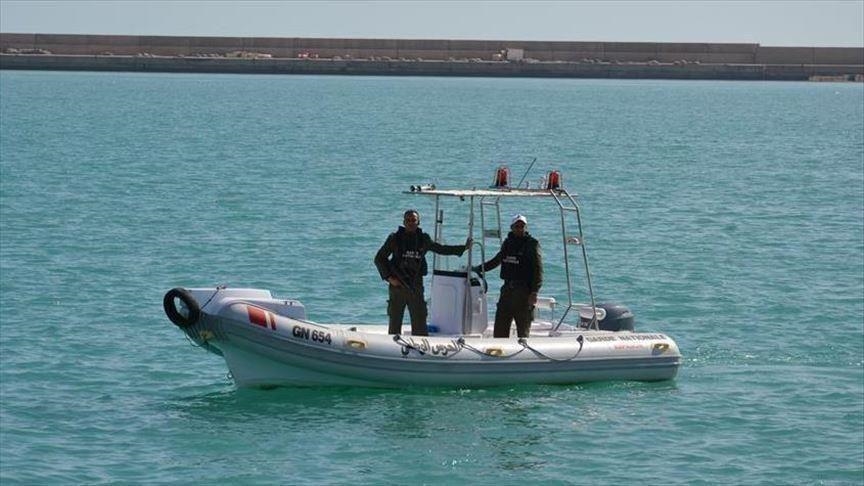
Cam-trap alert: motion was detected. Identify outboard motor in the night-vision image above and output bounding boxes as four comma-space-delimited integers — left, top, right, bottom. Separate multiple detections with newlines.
581, 303, 635, 331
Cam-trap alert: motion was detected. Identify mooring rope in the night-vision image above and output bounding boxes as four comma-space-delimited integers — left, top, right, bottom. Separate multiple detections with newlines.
392, 334, 426, 355
456, 337, 528, 358
199, 284, 226, 311
516, 335, 584, 362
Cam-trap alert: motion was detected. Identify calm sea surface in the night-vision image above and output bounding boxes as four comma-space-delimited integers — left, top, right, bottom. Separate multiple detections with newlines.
1, 71, 862, 485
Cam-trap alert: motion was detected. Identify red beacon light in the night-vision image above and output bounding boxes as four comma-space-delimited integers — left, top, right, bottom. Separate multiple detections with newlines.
493, 166, 510, 188
546, 170, 562, 190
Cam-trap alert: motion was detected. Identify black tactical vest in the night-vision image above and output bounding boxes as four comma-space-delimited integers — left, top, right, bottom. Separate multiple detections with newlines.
391, 227, 429, 280
499, 234, 537, 283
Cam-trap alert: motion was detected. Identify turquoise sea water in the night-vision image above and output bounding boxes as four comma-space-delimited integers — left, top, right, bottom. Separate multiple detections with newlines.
1, 70, 862, 484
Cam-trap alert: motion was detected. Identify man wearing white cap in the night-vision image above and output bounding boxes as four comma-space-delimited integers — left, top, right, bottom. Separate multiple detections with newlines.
473, 214, 543, 338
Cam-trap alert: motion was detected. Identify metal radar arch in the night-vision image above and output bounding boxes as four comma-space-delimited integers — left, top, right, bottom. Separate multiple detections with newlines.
406, 164, 601, 332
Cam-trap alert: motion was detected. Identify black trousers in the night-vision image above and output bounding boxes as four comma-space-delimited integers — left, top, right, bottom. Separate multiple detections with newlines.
387, 284, 428, 336
493, 283, 533, 338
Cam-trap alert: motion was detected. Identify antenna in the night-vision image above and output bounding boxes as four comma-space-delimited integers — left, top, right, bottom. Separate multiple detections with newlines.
515, 157, 537, 188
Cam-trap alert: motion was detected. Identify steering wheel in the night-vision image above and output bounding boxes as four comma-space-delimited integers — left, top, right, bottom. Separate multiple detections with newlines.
470, 267, 489, 294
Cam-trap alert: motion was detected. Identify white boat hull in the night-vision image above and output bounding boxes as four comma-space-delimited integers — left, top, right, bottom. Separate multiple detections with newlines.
171, 288, 681, 388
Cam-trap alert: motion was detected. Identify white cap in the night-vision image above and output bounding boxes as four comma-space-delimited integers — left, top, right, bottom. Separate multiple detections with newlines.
511, 214, 527, 226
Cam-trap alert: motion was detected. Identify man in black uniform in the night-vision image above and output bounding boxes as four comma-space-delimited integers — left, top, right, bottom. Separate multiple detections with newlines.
375, 210, 471, 336
474, 214, 542, 338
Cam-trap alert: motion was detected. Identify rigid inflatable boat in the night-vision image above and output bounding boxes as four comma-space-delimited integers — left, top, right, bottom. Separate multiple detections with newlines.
164, 169, 681, 388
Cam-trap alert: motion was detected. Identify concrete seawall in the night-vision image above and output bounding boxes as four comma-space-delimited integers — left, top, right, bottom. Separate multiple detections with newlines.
2, 33, 862, 81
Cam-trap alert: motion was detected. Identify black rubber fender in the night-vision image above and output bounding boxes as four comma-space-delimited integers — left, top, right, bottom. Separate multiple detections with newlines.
163, 287, 201, 328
